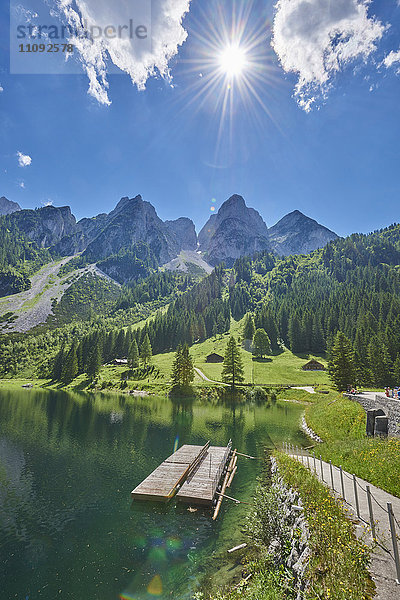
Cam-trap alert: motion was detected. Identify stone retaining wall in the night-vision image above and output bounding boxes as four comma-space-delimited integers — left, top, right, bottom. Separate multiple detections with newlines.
270, 457, 310, 599
346, 394, 400, 437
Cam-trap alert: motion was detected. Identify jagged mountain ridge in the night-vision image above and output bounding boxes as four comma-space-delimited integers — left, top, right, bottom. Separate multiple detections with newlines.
198, 195, 270, 266
2, 194, 338, 274
0, 196, 21, 215
268, 210, 338, 256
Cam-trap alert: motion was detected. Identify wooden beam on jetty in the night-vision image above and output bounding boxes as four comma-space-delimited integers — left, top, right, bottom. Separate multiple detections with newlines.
177, 443, 231, 506
131, 441, 233, 507
212, 449, 237, 520
131, 442, 210, 502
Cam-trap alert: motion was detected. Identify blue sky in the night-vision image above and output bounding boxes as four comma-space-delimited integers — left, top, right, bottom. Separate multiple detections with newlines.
0, 0, 400, 237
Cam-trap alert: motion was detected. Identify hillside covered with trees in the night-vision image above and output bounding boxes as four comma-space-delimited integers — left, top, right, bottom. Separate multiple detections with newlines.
2, 223, 400, 388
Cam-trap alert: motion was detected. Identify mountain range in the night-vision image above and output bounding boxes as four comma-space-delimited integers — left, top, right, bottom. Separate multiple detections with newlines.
0, 193, 338, 277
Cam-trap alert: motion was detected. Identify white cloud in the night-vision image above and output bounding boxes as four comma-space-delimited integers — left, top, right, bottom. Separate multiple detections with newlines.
0, 84, 3, 93
42, 199, 53, 207
55, 0, 191, 105
17, 152, 32, 167
272, 0, 386, 111
382, 49, 400, 73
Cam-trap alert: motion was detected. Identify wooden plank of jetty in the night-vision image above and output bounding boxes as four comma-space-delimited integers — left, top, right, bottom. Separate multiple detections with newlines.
176, 445, 230, 506
131, 442, 210, 502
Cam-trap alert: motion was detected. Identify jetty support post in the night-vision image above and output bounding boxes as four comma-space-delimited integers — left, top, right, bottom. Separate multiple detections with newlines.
213, 449, 237, 520
387, 503, 400, 584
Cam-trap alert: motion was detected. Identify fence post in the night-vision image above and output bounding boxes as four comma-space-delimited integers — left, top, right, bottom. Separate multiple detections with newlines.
353, 474, 360, 519
329, 460, 334, 491
340, 466, 346, 501
306, 452, 310, 469
387, 503, 400, 584
320, 455, 324, 481
313, 452, 316, 473
366, 486, 376, 542
296, 445, 299, 458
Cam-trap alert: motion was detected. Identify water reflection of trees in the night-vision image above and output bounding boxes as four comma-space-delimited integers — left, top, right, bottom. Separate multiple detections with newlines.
170, 396, 194, 434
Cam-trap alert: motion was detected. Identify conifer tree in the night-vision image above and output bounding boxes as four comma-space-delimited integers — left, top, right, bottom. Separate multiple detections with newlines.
61, 342, 78, 384
87, 338, 102, 378
222, 336, 244, 389
140, 333, 152, 365
171, 344, 183, 386
243, 313, 255, 341
288, 315, 304, 353
128, 338, 139, 369
180, 344, 195, 386
367, 338, 392, 387
328, 331, 356, 391
253, 328, 271, 357
171, 344, 194, 387
52, 344, 65, 381
392, 355, 400, 386
311, 317, 326, 353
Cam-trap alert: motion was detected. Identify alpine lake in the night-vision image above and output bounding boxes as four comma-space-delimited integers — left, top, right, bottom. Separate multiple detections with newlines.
0, 388, 307, 600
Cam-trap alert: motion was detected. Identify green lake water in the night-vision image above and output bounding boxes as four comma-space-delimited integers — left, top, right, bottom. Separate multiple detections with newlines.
0, 389, 307, 600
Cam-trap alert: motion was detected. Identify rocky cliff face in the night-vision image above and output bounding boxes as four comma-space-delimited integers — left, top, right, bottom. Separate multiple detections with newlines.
8, 205, 77, 247
165, 217, 197, 251
3, 191, 338, 268
268, 210, 338, 256
83, 195, 180, 264
52, 212, 109, 256
198, 195, 270, 266
0, 196, 21, 215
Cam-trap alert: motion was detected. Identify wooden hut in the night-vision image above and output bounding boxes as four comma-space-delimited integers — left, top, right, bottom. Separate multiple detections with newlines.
113, 358, 128, 366
206, 353, 224, 363
302, 359, 326, 371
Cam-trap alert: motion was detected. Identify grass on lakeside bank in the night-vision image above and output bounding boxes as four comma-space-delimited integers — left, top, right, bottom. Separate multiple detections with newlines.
275, 453, 373, 600
298, 391, 400, 498
200, 453, 372, 600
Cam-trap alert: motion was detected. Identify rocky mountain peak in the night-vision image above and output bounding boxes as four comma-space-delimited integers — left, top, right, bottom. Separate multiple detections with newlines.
198, 194, 270, 266
268, 210, 338, 256
0, 196, 22, 216
165, 217, 197, 251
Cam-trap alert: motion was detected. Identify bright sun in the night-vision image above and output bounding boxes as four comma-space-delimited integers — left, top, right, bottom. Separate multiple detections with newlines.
218, 44, 246, 78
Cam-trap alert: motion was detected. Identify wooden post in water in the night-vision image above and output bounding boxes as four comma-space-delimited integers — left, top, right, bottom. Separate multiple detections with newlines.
213, 449, 237, 520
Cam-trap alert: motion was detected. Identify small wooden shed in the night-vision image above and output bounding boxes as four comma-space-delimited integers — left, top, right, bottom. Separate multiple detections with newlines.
206, 353, 224, 363
113, 358, 128, 366
302, 359, 326, 371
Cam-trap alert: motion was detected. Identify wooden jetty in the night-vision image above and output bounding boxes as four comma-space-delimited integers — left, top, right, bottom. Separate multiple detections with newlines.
131, 441, 233, 507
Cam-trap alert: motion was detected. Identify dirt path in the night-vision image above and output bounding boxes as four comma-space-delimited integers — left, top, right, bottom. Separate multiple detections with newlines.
293, 386, 316, 394
194, 367, 228, 385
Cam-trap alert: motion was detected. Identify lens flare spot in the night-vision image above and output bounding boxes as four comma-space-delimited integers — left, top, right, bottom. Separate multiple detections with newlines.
133, 535, 147, 549
148, 546, 167, 562
210, 206, 215, 211
147, 575, 163, 596
167, 537, 183, 551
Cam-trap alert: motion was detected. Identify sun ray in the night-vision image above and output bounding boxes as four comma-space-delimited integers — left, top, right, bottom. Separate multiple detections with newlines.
170, 0, 283, 168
